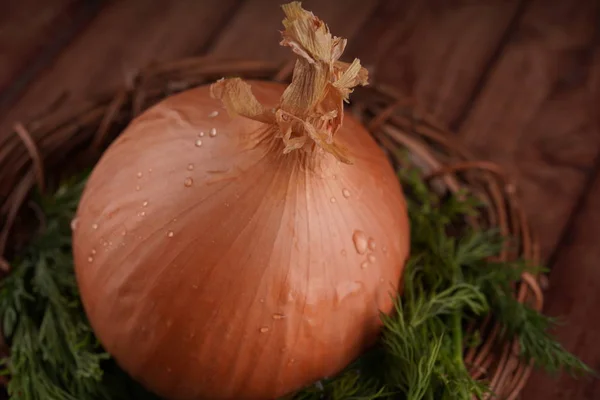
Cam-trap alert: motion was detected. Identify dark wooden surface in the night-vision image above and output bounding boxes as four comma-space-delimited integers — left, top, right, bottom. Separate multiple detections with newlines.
1, 0, 599, 398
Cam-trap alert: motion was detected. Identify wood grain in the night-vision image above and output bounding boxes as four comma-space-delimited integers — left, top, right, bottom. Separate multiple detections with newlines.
457, 0, 600, 259
342, 0, 423, 72
208, 0, 380, 63
0, 0, 75, 92
0, 0, 241, 139
0, 0, 102, 109
353, 0, 525, 126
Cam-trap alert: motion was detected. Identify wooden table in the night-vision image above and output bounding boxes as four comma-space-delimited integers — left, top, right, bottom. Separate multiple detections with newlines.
1, 0, 599, 398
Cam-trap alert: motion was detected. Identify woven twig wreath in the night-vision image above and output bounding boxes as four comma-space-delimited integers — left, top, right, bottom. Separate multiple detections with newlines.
0, 57, 542, 399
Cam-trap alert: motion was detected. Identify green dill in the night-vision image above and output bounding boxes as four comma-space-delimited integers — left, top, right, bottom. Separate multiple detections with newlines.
0, 165, 592, 399
0, 173, 158, 400
0, 173, 108, 400
477, 267, 592, 376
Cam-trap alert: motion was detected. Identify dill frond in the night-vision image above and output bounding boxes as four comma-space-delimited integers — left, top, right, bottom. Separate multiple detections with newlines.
0, 174, 159, 400
482, 277, 593, 376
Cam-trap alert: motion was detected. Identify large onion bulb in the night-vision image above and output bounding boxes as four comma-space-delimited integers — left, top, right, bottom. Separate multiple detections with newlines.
73, 3, 410, 399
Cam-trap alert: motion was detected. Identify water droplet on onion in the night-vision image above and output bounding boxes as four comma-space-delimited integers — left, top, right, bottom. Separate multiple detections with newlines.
87, 256, 94, 263
259, 327, 269, 333
142, 200, 149, 207
342, 188, 350, 198
184, 177, 193, 187
335, 281, 363, 302
121, 230, 127, 236
135, 185, 141, 191
192, 284, 198, 289
195, 139, 203, 147
70, 218, 79, 231
382, 245, 388, 255
368, 254, 376, 263
352, 230, 368, 254
91, 249, 97, 255
208, 111, 219, 117
139, 211, 146, 217
330, 197, 336, 203
167, 231, 174, 237
137, 172, 143, 178
361, 261, 369, 269
209, 128, 217, 137
272, 313, 285, 320
187, 163, 194, 171
199, 131, 205, 137
368, 238, 376, 251
148, 168, 153, 173
92, 223, 98, 230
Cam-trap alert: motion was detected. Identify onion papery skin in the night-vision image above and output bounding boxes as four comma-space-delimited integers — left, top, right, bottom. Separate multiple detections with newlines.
72, 81, 410, 400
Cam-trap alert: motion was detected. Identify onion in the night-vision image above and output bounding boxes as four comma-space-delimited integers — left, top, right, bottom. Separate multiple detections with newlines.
72, 3, 410, 399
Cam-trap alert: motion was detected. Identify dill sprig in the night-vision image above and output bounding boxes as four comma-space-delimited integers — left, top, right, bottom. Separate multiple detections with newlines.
0, 166, 592, 399
0, 173, 158, 400
477, 265, 592, 376
0, 174, 110, 400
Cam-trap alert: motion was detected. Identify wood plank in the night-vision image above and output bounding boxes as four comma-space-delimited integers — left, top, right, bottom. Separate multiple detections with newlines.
0, 0, 241, 139
209, 0, 381, 63
0, 0, 102, 109
349, 0, 525, 125
521, 161, 600, 399
0, 0, 74, 93
342, 0, 423, 75
0, 0, 75, 92
457, 0, 600, 259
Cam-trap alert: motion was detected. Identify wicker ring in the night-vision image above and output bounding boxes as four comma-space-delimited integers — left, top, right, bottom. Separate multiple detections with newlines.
0, 57, 542, 399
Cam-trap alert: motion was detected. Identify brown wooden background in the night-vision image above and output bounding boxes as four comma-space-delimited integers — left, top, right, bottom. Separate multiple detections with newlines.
1, 0, 599, 398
